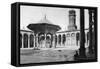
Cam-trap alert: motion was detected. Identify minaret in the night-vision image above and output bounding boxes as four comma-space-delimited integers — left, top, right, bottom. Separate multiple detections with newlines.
68, 10, 77, 31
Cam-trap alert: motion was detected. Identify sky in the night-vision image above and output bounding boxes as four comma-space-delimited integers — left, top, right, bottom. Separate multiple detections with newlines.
20, 6, 89, 32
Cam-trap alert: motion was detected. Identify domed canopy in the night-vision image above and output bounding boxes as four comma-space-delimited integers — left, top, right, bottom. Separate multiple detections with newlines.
27, 15, 61, 34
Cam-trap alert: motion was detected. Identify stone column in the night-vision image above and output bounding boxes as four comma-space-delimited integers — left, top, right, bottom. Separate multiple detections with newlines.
66, 34, 69, 46
21, 33, 24, 48
45, 33, 46, 48
53, 35, 55, 48
28, 34, 30, 48
75, 32, 77, 46
61, 34, 63, 46
57, 34, 59, 47
69, 33, 71, 46
76, 32, 80, 46
88, 10, 94, 54
50, 34, 52, 48
85, 32, 87, 47
34, 35, 35, 48
70, 33, 72, 46
87, 32, 89, 46
34, 34, 37, 48
50, 34, 53, 48
79, 8, 86, 58
55, 35, 57, 48
36, 34, 38, 48
66, 34, 68, 46
93, 9, 97, 56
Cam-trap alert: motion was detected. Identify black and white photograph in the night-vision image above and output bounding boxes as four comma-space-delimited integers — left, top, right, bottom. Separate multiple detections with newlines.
19, 4, 97, 64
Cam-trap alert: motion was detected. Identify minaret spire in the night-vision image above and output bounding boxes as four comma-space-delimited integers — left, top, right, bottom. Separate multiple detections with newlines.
68, 10, 77, 31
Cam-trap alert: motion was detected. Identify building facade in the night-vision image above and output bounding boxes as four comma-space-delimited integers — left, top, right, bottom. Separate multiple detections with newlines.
20, 29, 89, 50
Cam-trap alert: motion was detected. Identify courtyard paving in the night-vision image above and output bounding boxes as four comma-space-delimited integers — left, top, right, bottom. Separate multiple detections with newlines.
20, 49, 76, 64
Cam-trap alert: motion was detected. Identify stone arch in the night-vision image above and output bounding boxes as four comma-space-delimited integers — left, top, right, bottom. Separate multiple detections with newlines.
66, 33, 70, 37
30, 34, 34, 48
55, 35, 57, 46
76, 32, 80, 46
62, 34, 66, 44
58, 34, 61, 44
46, 33, 52, 48
66, 33, 70, 45
23, 33, 28, 48
38, 33, 45, 42
71, 33, 75, 45
46, 33, 52, 40
71, 33, 75, 37
76, 32, 80, 41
